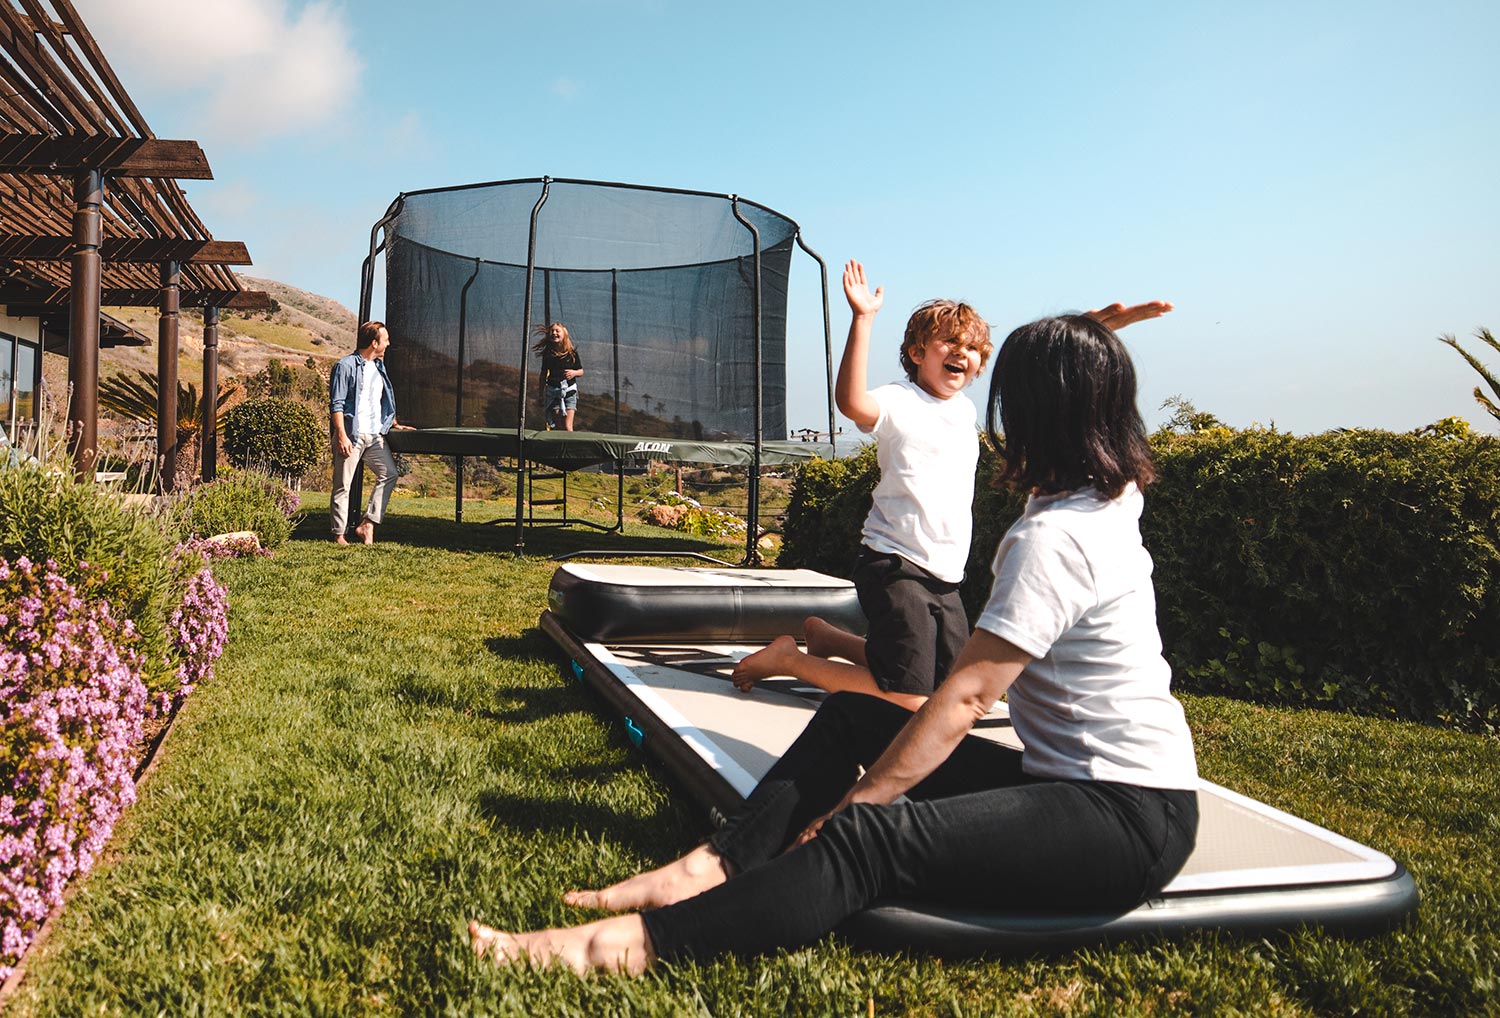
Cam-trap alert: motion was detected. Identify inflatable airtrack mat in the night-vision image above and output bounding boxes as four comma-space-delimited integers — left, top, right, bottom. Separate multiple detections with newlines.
541, 563, 1418, 956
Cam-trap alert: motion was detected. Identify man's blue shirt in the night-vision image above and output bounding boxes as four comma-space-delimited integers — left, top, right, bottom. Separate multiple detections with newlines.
329, 351, 396, 440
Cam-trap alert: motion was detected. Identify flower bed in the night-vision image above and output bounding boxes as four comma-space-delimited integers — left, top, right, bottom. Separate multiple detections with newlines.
0, 558, 148, 980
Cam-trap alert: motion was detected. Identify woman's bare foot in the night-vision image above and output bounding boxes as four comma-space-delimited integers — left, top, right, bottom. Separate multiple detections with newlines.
803, 616, 868, 666
562, 843, 729, 912
333, 534, 349, 546
469, 915, 655, 975
730, 634, 802, 692
355, 520, 375, 545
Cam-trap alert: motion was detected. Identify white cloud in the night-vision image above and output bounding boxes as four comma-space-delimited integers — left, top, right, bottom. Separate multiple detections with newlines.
552, 78, 583, 100
74, 0, 360, 143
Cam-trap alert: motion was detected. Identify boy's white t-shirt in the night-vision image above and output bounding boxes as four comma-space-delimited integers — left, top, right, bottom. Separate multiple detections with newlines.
975, 485, 1199, 790
859, 380, 978, 584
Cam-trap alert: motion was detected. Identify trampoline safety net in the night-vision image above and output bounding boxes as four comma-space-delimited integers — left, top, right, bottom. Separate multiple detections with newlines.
380, 179, 797, 441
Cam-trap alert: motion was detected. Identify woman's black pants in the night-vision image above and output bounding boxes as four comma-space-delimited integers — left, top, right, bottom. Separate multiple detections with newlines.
640, 691, 1198, 961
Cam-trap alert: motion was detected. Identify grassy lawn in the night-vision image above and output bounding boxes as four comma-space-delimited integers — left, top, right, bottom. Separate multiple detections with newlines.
6, 495, 1497, 1016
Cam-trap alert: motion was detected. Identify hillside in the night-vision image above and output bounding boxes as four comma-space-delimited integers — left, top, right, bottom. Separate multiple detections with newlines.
78, 273, 356, 388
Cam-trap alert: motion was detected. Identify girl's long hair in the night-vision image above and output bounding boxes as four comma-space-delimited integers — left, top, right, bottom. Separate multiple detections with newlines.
985, 314, 1155, 499
531, 322, 574, 356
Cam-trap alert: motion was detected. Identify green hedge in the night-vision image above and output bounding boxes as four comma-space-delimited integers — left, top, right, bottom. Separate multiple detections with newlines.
781, 425, 1500, 731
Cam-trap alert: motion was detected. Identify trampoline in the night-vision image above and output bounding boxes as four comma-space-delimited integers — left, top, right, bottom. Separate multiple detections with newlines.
358, 177, 838, 560
541, 563, 1419, 956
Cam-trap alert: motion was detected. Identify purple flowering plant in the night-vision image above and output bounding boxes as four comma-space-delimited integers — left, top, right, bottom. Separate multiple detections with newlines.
1, 557, 148, 981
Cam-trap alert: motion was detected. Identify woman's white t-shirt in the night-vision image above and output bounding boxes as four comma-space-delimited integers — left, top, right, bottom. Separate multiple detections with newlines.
975, 485, 1198, 790
859, 380, 978, 584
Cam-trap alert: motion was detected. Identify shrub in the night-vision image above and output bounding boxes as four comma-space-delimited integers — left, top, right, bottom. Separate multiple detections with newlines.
781, 426, 1500, 731
0, 460, 177, 695
161, 550, 229, 710
1, 558, 149, 981
779, 445, 879, 577
1144, 425, 1500, 730
637, 491, 746, 538
221, 397, 322, 481
169, 469, 300, 548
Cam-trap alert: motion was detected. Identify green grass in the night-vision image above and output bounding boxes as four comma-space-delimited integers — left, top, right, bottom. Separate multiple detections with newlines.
7, 496, 1499, 1015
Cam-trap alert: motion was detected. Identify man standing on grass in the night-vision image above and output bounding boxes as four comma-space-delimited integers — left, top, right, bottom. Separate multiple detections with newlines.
329, 320, 408, 545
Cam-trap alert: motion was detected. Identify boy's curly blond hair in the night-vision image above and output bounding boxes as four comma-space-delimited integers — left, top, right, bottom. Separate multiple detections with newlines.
900, 300, 992, 381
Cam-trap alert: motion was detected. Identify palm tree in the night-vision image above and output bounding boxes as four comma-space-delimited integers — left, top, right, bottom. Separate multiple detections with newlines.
1438, 328, 1500, 425
98, 370, 241, 443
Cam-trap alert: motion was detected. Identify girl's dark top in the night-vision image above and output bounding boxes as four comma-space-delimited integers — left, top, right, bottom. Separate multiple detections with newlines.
541, 347, 582, 386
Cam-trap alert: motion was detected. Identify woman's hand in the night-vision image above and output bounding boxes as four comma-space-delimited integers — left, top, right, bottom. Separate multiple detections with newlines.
1084, 300, 1174, 330
842, 260, 884, 318
790, 791, 858, 849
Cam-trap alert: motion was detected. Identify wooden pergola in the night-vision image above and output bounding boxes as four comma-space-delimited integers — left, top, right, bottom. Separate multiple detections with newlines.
0, 0, 271, 485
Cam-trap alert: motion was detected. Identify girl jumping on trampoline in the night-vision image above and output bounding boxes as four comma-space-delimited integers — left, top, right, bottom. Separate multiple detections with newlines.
469, 308, 1200, 974
535, 322, 584, 431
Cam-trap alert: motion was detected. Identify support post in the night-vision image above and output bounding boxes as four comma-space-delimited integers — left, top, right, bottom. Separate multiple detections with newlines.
201, 306, 219, 482
455, 258, 481, 524
67, 169, 103, 481
514, 178, 551, 554
795, 232, 836, 456
158, 259, 181, 491
730, 197, 764, 565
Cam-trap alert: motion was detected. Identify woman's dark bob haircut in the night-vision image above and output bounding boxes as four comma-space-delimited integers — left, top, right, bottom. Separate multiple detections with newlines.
985, 314, 1155, 499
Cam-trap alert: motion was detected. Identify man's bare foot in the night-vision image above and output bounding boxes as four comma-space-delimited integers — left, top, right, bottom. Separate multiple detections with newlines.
355, 520, 375, 545
730, 634, 802, 692
469, 915, 655, 975
563, 843, 729, 913
333, 534, 349, 546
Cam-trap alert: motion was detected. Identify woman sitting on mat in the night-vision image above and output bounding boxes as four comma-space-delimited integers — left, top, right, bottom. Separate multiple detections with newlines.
470, 312, 1200, 974
535, 322, 583, 431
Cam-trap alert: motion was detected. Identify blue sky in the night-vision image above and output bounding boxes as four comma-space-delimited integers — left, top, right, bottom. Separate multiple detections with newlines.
78, 0, 1499, 436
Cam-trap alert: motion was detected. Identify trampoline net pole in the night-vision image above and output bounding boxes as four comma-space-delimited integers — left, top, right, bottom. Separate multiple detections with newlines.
514, 179, 551, 553
731, 197, 764, 565
796, 232, 836, 456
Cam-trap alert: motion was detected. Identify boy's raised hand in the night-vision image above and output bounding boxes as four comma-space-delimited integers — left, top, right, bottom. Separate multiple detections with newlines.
843, 260, 884, 317
1085, 300, 1174, 331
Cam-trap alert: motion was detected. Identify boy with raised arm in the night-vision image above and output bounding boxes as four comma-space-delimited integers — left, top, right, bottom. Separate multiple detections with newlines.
732, 260, 992, 708
732, 262, 1173, 709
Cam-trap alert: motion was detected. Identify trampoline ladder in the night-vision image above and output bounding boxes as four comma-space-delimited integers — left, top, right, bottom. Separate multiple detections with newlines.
527, 464, 568, 511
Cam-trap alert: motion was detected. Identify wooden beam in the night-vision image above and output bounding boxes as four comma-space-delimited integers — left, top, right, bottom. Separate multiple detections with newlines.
0, 235, 251, 263
0, 136, 212, 178
0, 286, 273, 310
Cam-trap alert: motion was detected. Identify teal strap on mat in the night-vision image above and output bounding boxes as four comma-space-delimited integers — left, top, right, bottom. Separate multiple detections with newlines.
623, 717, 644, 748
570, 660, 584, 682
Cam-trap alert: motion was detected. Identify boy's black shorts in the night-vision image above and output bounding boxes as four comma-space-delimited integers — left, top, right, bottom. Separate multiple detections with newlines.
853, 547, 969, 697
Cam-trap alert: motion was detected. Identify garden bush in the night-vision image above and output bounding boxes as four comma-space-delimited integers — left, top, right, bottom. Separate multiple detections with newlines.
1, 557, 149, 981
0, 460, 177, 691
1143, 423, 1500, 731
221, 397, 322, 482
168, 468, 300, 549
779, 444, 880, 577
636, 491, 746, 538
781, 423, 1500, 731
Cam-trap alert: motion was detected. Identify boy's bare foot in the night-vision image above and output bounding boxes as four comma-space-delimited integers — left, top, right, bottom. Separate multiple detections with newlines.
730, 634, 801, 692
333, 534, 349, 546
802, 616, 868, 665
469, 915, 655, 975
355, 520, 375, 545
562, 843, 729, 912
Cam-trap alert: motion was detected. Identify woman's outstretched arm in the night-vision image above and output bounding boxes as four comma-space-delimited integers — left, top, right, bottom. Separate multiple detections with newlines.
794, 629, 1029, 845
